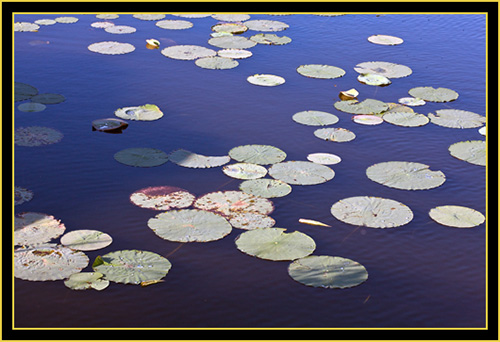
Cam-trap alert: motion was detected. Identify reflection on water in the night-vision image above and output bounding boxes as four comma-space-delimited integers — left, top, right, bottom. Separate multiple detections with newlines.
13, 13, 486, 328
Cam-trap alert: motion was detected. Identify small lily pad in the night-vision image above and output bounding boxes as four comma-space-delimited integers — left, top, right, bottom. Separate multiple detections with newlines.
212, 22, 248, 34
169, 149, 230, 168
105, 25, 137, 34
91, 21, 115, 29
352, 115, 384, 125
247, 74, 285, 86
408, 86, 458, 102
217, 48, 252, 59
229, 212, 276, 230
15, 82, 38, 101
239, 178, 292, 198
334, 99, 389, 115
55, 16, 79, 23
222, 163, 268, 180
428, 205, 485, 228
398, 97, 426, 106
156, 19, 193, 30
354, 61, 412, 78
133, 14, 166, 21
195, 56, 239, 70
229, 144, 286, 165
212, 14, 251, 22
15, 186, 34, 205
115, 104, 163, 121
292, 110, 339, 126
15, 212, 66, 246
314, 127, 356, 142
30, 93, 65, 104
88, 41, 136, 55
96, 14, 119, 19
64, 272, 110, 291
60, 230, 113, 251
297, 64, 345, 79
161, 45, 216, 60
357, 73, 391, 86
193, 190, 274, 217
448, 140, 486, 166
35, 19, 57, 25
250, 33, 291, 45
15, 22, 40, 32
208, 36, 257, 49
307, 153, 341, 165
18, 102, 46, 112
383, 111, 429, 127
15, 126, 63, 146
367, 34, 403, 45
244, 19, 289, 32
130, 185, 195, 211
114, 148, 169, 167
268, 161, 335, 185
428, 109, 486, 129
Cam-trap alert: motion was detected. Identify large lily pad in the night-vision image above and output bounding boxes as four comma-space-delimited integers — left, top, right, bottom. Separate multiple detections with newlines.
334, 99, 389, 115
250, 33, 291, 45
14, 22, 40, 32
247, 74, 285, 86
147, 209, 232, 242
268, 161, 335, 185
130, 185, 195, 210
330, 196, 413, 228
15, 186, 34, 205
296, 64, 345, 79
367, 34, 403, 45
228, 144, 286, 165
314, 128, 356, 142
169, 149, 230, 168
244, 19, 289, 32
193, 190, 274, 217
156, 19, 193, 30
366, 161, 446, 190
88, 41, 136, 55
64, 272, 109, 291
15, 212, 66, 246
115, 104, 163, 121
15, 126, 63, 146
195, 56, 239, 70
354, 61, 412, 78
448, 140, 486, 166
428, 205, 485, 228
114, 148, 169, 167
208, 36, 257, 49
222, 163, 268, 180
292, 110, 339, 126
15, 244, 89, 281
60, 230, 113, 251
288, 255, 368, 289
239, 178, 292, 198
428, 109, 486, 129
212, 22, 248, 34
235, 228, 316, 261
161, 45, 217, 60
92, 250, 171, 285
408, 86, 458, 102
382, 111, 429, 127
229, 212, 276, 230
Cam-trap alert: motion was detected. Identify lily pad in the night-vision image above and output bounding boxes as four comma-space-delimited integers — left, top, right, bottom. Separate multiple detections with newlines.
96, 14, 119, 19
217, 48, 252, 59
114, 104, 163, 121
30, 93, 65, 104
398, 97, 426, 106
15, 186, 34, 205
222, 163, 268, 180
15, 212, 66, 246
114, 148, 169, 167
229, 212, 276, 230
130, 185, 195, 210
244, 19, 289, 32
92, 250, 171, 285
354, 61, 412, 78
382, 111, 429, 127
18, 102, 46, 112
268, 161, 335, 185
15, 126, 63, 146
228, 144, 286, 165
211, 14, 251, 22
428, 109, 486, 129
195, 56, 239, 70
250, 33, 291, 45
169, 149, 230, 168
64, 272, 110, 291
35, 19, 57, 25
208, 36, 257, 49
88, 41, 136, 55
408, 86, 458, 102
428, 205, 485, 228
297, 64, 345, 79
92, 118, 128, 132
147, 209, 232, 242
357, 73, 391, 86
55, 16, 79, 23
239, 178, 292, 198
91, 21, 115, 29
133, 14, 166, 21
330, 196, 413, 228
448, 140, 486, 166
15, 82, 38, 101
156, 19, 193, 30
367, 34, 403, 45
352, 115, 384, 125
334, 99, 389, 115
104, 25, 137, 34
307, 153, 341, 165
60, 230, 113, 251
235, 228, 316, 261
161, 45, 216, 60
314, 127, 356, 142
292, 110, 339, 126
193, 190, 274, 217
288, 255, 368, 289
384, 102, 414, 114
14, 22, 40, 32
247, 74, 285, 86
15, 244, 89, 281
366, 161, 446, 190
212, 22, 248, 34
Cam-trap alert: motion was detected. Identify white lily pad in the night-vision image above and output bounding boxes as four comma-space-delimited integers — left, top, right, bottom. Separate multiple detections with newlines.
448, 140, 486, 166
247, 74, 285, 86
60, 230, 113, 251
156, 19, 193, 30
30, 93, 65, 104
352, 115, 384, 125
15, 186, 34, 205
208, 35, 257, 49
428, 109, 486, 129
307, 153, 341, 165
171, 14, 211, 18
235, 228, 316, 261
91, 21, 115, 29
366, 161, 446, 190
314, 127, 356, 142
228, 144, 286, 165
35, 19, 57, 26
334, 99, 389, 115
354, 61, 412, 78
408, 86, 458, 102
217, 48, 252, 59
367, 34, 403, 45
161, 44, 217, 60
239, 178, 292, 198
130, 185, 195, 211
222, 163, 268, 180
195, 56, 239, 70
244, 19, 289, 32
18, 102, 46, 112
357, 73, 391, 86
15, 82, 38, 101
147, 209, 232, 242
288, 255, 368, 289
297, 64, 345, 79
292, 110, 339, 126
330, 196, 413, 228
96, 14, 119, 19
64, 272, 110, 291
268, 161, 335, 185
382, 111, 429, 127
211, 14, 251, 22
169, 149, 230, 168
114, 148, 169, 167
15, 212, 66, 246
193, 190, 274, 217
15, 126, 63, 146
114, 104, 163, 121
398, 97, 426, 106
428, 205, 485, 228
229, 212, 276, 230
88, 41, 135, 55
105, 25, 136, 34
212, 22, 247, 34
133, 14, 166, 21
250, 33, 291, 45
55, 16, 79, 23
15, 22, 40, 32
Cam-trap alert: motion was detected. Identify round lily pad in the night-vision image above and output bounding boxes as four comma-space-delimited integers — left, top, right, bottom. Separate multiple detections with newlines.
169, 149, 230, 168
428, 109, 486, 129
104, 25, 136, 34
96, 14, 119, 19
156, 19, 193, 30
292, 110, 339, 126
250, 33, 291, 45
222, 163, 268, 180
113, 148, 169, 167
55, 16, 79, 23
15, 244, 89, 281
334, 99, 389, 115
366, 161, 446, 190
212, 22, 247, 34
247, 74, 285, 86
314, 127, 356, 142
297, 64, 345, 79
92, 118, 128, 132
193, 190, 274, 217
229, 144, 286, 165
354, 61, 412, 78
18, 102, 46, 112
352, 115, 384, 125
408, 86, 458, 102
64, 272, 109, 291
239, 178, 292, 198
244, 19, 289, 32
383, 111, 429, 127
15, 212, 66, 246
288, 255, 368, 289
398, 97, 426, 106
357, 73, 391, 86
235, 228, 316, 261
330, 196, 413, 228
367, 34, 403, 45
88, 41, 135, 55
212, 14, 251, 22
60, 230, 113, 251
30, 93, 65, 104
133, 14, 166, 21
161, 45, 216, 60
428, 205, 485, 228
229, 212, 276, 230
147, 209, 232, 242
268, 161, 335, 185
114, 104, 163, 121
384, 102, 415, 114
195, 56, 239, 70
217, 48, 252, 59
15, 126, 63, 146
130, 185, 195, 211
92, 249, 171, 285
35, 19, 57, 25
91, 21, 115, 28
307, 153, 341, 165
15, 82, 38, 101
171, 14, 211, 18
14, 22, 40, 32
448, 140, 486, 166
15, 186, 34, 205
208, 36, 257, 49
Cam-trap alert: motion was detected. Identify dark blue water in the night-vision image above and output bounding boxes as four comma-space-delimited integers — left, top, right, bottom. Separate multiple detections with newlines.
13, 13, 487, 329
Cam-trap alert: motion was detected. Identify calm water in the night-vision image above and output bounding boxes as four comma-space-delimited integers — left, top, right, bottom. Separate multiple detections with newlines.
13, 13, 487, 329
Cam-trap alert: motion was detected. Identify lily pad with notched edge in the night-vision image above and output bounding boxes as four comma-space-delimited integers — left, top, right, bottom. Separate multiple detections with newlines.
229, 144, 286, 165
448, 140, 486, 166
229, 212, 276, 230
114, 148, 169, 167
161, 45, 216, 60
297, 64, 345, 79
244, 19, 289, 32
169, 149, 230, 168
268, 161, 335, 185
130, 185, 195, 210
222, 163, 268, 179
408, 86, 458, 102
193, 190, 274, 217
195, 56, 239, 70
88, 41, 135, 55
60, 230, 113, 251
239, 178, 292, 198
15, 212, 66, 246
383, 111, 429, 127
15, 186, 34, 205
428, 205, 485, 228
367, 34, 403, 45
64, 272, 109, 291
292, 110, 339, 126
115, 104, 163, 121
334, 99, 388, 115
15, 126, 63, 146
428, 109, 486, 129
247, 74, 285, 86
314, 127, 356, 142
250, 33, 291, 45
354, 61, 412, 79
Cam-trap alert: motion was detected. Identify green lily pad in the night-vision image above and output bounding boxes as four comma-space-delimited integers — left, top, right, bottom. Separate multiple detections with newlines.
428, 109, 486, 129
15, 126, 63, 146
18, 102, 46, 112
331, 196, 413, 228
352, 115, 384, 125
92, 249, 171, 285
88, 41, 136, 55
229, 212, 276, 230
367, 34, 403, 45
382, 111, 429, 127
114, 104, 163, 121
60, 230, 113, 251
235, 228, 316, 261
408, 86, 458, 102
104, 25, 137, 34
217, 48, 253, 59
250, 33, 291, 45
130, 185, 195, 210
92, 118, 128, 132
147, 209, 232, 242
208, 36, 257, 49
268, 161, 335, 185
15, 82, 38, 101
229, 144, 286, 165
15, 186, 34, 205
384, 102, 414, 114
193, 190, 274, 217
314, 127, 356, 142
239, 178, 292, 198
212, 22, 248, 34
428, 205, 485, 228
211, 14, 251, 22
292, 110, 339, 126
366, 161, 446, 190
169, 149, 230, 168
15, 244, 89, 281
307, 153, 341, 165
156, 19, 193, 30
15, 212, 66, 247
334, 99, 389, 115
222, 163, 268, 180
30, 93, 65, 104
244, 19, 289, 32
354, 61, 412, 78
64, 272, 109, 291
133, 14, 166, 20
114, 148, 169, 167
195, 56, 239, 70
247, 74, 285, 86
357, 73, 391, 86
296, 64, 345, 79
448, 140, 486, 166
161, 45, 217, 60
288, 255, 368, 289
